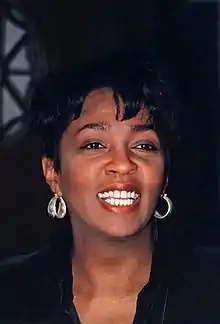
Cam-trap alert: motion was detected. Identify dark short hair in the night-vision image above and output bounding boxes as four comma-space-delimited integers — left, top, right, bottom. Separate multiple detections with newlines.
30, 53, 178, 172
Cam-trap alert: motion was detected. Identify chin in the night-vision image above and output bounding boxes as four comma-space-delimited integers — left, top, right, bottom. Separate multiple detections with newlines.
101, 224, 147, 240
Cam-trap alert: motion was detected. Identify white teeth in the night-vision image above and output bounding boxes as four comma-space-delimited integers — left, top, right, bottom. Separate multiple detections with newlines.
103, 198, 136, 206
114, 190, 121, 198
131, 192, 135, 199
115, 199, 120, 206
110, 197, 114, 205
121, 190, 127, 198
98, 190, 139, 204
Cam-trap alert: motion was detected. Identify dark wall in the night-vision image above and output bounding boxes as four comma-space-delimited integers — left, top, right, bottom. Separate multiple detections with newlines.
20, 0, 156, 70
159, 2, 219, 243
0, 135, 58, 259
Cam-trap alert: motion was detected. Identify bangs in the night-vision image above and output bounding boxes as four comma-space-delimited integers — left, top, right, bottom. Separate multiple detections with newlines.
112, 86, 153, 123
69, 82, 158, 136
70, 78, 156, 124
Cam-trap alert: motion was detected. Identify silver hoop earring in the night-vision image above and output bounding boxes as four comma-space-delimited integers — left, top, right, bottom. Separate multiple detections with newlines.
154, 194, 173, 219
47, 194, 66, 219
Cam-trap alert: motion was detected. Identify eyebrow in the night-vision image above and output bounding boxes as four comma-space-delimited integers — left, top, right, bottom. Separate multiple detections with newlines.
75, 121, 154, 136
75, 122, 112, 136
130, 124, 154, 132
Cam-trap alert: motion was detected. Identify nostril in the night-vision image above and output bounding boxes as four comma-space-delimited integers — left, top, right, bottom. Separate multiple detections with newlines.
106, 163, 138, 175
108, 169, 118, 174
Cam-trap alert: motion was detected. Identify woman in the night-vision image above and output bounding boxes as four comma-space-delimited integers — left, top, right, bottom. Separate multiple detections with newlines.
0, 54, 219, 323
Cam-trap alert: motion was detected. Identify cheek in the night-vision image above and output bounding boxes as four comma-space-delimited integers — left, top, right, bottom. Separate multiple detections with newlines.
142, 158, 164, 191
59, 155, 97, 199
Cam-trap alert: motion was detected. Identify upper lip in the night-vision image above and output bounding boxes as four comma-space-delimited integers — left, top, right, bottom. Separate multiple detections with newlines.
98, 182, 141, 194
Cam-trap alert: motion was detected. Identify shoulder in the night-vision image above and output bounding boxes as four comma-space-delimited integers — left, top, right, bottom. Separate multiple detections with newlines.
190, 244, 220, 311
0, 244, 61, 322
0, 243, 54, 283
184, 244, 220, 293
167, 243, 220, 323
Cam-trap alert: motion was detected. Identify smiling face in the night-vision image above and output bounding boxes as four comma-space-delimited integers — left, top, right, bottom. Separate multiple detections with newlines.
43, 88, 165, 238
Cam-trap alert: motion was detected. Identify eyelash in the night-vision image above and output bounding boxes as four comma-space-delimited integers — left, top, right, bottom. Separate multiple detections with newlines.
80, 142, 106, 150
80, 141, 158, 151
134, 143, 158, 151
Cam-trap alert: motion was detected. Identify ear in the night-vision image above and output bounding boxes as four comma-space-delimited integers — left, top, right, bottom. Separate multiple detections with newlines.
42, 157, 62, 195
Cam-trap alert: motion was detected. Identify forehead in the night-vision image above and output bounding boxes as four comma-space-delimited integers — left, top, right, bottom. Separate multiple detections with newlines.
80, 88, 149, 123
82, 88, 116, 116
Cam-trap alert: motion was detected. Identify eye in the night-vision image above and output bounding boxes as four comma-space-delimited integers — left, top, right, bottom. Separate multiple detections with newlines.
80, 141, 106, 150
134, 142, 158, 151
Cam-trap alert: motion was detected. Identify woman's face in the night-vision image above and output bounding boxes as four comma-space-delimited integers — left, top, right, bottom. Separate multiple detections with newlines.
43, 88, 165, 238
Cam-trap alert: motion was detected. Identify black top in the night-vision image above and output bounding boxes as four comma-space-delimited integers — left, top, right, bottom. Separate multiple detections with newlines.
0, 228, 220, 324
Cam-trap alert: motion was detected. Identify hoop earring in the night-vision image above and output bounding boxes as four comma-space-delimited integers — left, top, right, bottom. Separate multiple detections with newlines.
47, 194, 66, 219
154, 194, 173, 219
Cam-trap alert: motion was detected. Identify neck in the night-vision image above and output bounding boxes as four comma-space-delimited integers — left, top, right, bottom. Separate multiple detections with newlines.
71, 224, 153, 298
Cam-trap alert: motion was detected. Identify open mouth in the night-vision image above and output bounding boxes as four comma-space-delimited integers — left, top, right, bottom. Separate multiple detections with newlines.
97, 190, 140, 207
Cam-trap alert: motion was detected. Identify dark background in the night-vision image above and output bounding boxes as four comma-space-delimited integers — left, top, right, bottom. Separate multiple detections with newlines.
0, 0, 218, 259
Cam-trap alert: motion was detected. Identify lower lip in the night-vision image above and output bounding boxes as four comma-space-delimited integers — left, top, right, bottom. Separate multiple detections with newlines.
97, 197, 140, 213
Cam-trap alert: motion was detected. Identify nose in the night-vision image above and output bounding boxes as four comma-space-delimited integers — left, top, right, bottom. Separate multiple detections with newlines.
105, 148, 138, 175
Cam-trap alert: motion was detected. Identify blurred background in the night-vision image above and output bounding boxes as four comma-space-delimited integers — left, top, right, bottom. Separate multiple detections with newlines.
0, 0, 218, 259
